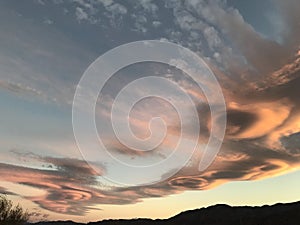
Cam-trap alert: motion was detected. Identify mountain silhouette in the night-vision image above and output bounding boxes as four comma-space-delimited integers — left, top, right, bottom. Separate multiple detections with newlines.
32, 201, 300, 225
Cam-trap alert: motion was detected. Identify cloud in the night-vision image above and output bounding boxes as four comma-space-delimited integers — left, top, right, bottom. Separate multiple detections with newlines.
43, 19, 54, 25
75, 7, 88, 22
105, 2, 127, 16
158, 0, 296, 91
2, 0, 300, 218
2, 122, 300, 216
138, 0, 158, 14
0, 153, 118, 215
36, 0, 45, 5
132, 14, 148, 33
94, 52, 300, 218
152, 21, 161, 28
281, 132, 300, 155
274, 0, 300, 48
226, 100, 292, 140
210, 3, 289, 74
0, 80, 43, 97
0, 5, 94, 105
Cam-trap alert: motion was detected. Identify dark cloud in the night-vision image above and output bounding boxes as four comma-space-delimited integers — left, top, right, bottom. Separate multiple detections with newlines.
281, 132, 300, 155
275, 0, 300, 48
0, 155, 113, 215
0, 186, 15, 195
168, 176, 209, 189
226, 110, 258, 136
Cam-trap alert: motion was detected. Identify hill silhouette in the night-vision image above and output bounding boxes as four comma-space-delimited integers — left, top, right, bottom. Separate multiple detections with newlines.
32, 201, 300, 225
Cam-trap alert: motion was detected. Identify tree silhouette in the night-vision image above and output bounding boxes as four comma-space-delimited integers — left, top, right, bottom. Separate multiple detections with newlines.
0, 195, 29, 225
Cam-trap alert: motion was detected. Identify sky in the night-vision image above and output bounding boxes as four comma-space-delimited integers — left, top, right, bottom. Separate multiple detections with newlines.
0, 0, 300, 223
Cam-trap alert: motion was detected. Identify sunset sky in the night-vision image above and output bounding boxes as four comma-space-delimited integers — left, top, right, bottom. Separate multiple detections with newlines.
1, 0, 300, 223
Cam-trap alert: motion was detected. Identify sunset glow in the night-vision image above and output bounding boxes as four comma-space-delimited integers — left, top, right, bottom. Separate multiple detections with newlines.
0, 0, 300, 223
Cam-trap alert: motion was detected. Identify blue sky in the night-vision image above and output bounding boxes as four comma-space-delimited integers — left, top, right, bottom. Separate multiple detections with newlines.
0, 0, 300, 222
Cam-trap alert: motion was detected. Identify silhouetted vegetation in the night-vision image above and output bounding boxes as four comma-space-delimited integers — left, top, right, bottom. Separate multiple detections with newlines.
0, 195, 29, 225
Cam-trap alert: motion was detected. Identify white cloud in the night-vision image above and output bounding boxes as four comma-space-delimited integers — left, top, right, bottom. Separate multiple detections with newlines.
75, 7, 88, 21
43, 19, 54, 25
132, 14, 148, 33
75, 0, 92, 8
96, 0, 113, 7
139, 0, 158, 14
0, 80, 43, 98
36, 0, 45, 5
203, 26, 222, 50
105, 2, 127, 16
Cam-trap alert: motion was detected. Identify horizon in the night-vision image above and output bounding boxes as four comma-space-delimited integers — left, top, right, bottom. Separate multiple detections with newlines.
24, 200, 300, 223
0, 0, 300, 223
